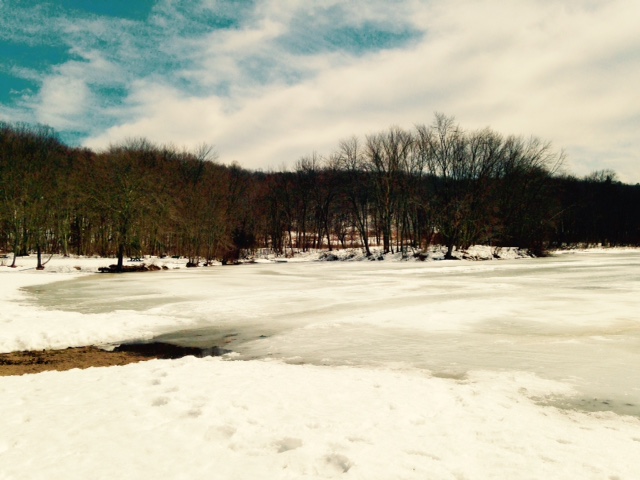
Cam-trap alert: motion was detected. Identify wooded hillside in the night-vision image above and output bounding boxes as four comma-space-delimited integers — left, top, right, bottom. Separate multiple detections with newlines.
2, 115, 639, 269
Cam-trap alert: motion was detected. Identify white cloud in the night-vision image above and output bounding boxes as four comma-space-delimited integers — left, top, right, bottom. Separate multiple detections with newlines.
36, 77, 89, 128
4, 0, 640, 181
27, 50, 125, 131
79, 1, 640, 181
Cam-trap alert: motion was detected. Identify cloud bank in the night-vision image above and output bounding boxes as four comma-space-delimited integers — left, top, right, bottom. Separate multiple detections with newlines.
1, 0, 639, 181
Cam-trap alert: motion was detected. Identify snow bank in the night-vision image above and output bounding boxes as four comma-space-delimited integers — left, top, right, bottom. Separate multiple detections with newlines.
253, 245, 531, 263
0, 256, 194, 353
1, 357, 639, 480
552, 245, 640, 255
0, 254, 189, 273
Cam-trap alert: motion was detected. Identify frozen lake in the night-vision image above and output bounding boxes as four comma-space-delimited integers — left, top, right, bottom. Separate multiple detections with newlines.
29, 251, 640, 417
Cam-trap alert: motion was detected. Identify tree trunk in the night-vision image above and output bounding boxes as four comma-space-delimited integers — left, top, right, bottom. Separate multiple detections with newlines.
10, 233, 19, 267
117, 243, 125, 272
445, 243, 455, 260
36, 243, 44, 270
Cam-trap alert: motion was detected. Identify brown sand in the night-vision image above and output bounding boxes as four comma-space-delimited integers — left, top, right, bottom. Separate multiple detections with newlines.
0, 343, 204, 376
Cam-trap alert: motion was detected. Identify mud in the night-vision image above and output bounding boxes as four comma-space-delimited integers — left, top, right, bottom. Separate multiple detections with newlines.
0, 342, 220, 376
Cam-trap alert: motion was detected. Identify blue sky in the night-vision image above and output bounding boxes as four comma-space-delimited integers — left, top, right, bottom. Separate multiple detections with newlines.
1, 0, 639, 182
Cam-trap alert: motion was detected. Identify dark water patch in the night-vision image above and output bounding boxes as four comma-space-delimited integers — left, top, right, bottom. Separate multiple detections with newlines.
113, 341, 231, 359
152, 324, 275, 350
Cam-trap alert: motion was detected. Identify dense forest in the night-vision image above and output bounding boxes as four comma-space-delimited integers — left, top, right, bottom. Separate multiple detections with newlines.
1, 114, 639, 270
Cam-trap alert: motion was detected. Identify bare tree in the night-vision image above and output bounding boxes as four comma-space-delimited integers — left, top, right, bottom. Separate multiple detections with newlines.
336, 137, 373, 256
0, 122, 66, 268
415, 114, 469, 258
87, 139, 165, 271
365, 126, 414, 253
416, 114, 515, 257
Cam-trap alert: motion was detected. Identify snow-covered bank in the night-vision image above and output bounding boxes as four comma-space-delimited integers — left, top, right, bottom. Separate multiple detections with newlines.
251, 244, 531, 262
1, 250, 640, 479
0, 256, 193, 353
2, 357, 639, 480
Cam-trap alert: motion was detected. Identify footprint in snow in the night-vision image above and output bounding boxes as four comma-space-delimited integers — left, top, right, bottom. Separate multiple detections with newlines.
204, 425, 237, 441
151, 396, 169, 407
324, 453, 353, 473
275, 437, 303, 453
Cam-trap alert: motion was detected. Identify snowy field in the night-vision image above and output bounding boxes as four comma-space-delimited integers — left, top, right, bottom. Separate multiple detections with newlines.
1, 249, 640, 479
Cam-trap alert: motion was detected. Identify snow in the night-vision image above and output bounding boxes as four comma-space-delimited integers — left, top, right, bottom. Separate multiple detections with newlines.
0, 256, 192, 353
1, 250, 640, 479
2, 358, 639, 480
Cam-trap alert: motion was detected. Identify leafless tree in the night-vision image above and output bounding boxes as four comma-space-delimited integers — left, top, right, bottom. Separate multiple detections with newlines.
336, 136, 373, 256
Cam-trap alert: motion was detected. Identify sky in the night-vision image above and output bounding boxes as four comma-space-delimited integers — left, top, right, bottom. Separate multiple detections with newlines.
1, 0, 639, 182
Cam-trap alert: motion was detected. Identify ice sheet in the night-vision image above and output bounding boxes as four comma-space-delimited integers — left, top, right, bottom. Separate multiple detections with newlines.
24, 252, 640, 415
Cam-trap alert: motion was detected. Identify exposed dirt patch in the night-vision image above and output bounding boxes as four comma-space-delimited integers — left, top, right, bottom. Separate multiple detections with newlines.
0, 343, 211, 376
98, 263, 165, 273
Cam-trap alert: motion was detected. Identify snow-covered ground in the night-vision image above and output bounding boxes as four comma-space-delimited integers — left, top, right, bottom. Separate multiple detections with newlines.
1, 249, 640, 479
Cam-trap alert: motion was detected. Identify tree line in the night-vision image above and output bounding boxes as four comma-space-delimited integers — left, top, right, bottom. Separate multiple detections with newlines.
1, 115, 639, 270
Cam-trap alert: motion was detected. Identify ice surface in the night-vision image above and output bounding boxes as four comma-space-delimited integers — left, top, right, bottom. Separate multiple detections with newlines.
28, 251, 640, 416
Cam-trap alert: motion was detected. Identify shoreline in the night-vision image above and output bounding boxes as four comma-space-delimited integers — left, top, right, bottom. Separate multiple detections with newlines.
0, 346, 156, 376
0, 342, 215, 376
